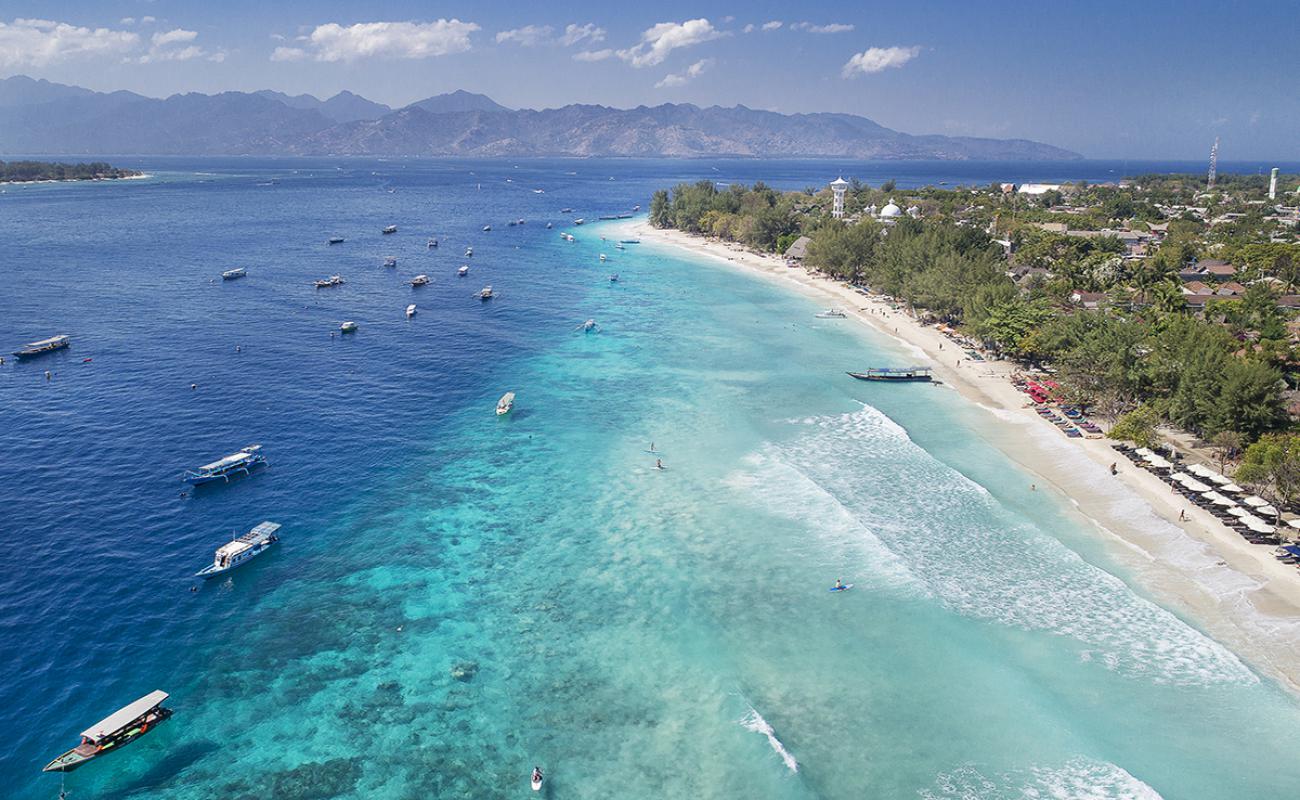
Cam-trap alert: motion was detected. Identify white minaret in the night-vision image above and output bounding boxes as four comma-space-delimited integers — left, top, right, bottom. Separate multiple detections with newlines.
1269, 167, 1279, 200
830, 176, 850, 219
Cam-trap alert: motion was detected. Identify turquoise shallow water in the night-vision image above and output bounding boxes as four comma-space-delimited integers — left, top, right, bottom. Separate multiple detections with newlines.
4, 159, 1300, 799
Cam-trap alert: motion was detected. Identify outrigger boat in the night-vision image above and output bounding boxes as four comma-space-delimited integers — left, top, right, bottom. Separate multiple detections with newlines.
815, 309, 847, 319
43, 691, 172, 772
847, 367, 933, 382
195, 522, 281, 579
184, 445, 266, 485
497, 391, 515, 416
314, 275, 345, 288
13, 335, 70, 359
221, 268, 247, 280
410, 275, 430, 287
327, 236, 345, 245
480, 285, 494, 301
340, 321, 358, 333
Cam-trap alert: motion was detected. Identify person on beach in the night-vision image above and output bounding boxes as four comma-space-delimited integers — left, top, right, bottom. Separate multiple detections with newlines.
1110, 462, 1117, 475
1179, 509, 1188, 522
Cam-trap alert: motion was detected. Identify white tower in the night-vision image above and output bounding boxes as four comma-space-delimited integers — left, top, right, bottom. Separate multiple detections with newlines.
1269, 167, 1279, 200
830, 176, 850, 219
1207, 137, 1219, 189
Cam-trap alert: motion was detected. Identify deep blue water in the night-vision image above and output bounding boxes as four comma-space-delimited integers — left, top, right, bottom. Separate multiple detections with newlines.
4, 158, 1300, 799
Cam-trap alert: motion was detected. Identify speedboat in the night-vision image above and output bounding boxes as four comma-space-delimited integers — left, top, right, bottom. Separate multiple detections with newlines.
483, 224, 492, 232
43, 691, 173, 772
546, 222, 553, 229
465, 247, 473, 257
383, 256, 397, 268
579, 319, 598, 333
497, 392, 515, 416
458, 265, 469, 277
13, 335, 71, 359
406, 304, 417, 318
480, 286, 494, 301
183, 445, 266, 485
340, 321, 358, 333
194, 522, 281, 579
382, 225, 398, 234
221, 268, 247, 280
314, 275, 345, 288
410, 275, 430, 287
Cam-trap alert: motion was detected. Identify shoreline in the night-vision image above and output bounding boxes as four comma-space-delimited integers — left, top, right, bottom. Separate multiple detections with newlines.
616, 218, 1300, 690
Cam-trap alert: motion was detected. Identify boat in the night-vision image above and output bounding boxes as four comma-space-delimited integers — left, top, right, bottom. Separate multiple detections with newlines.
608, 274, 619, 282
383, 256, 397, 268
410, 275, 430, 287
846, 367, 933, 382
532, 767, 543, 792
221, 268, 247, 280
597, 214, 633, 220
327, 236, 345, 245
480, 286, 494, 301
615, 243, 625, 250
382, 225, 398, 234
561, 233, 575, 242
815, 309, 847, 319
574, 218, 585, 225
184, 445, 266, 485
458, 265, 469, 277
313, 275, 345, 288
497, 391, 515, 416
561, 208, 573, 213
340, 321, 358, 333
599, 253, 607, 262
632, 204, 640, 211
483, 224, 492, 232
194, 522, 282, 579
427, 238, 438, 248
406, 304, 417, 318
508, 220, 517, 227
13, 335, 70, 359
516, 218, 525, 226
619, 239, 640, 244
546, 222, 553, 229
579, 319, 598, 332
533, 188, 545, 194
43, 691, 173, 773
465, 247, 473, 257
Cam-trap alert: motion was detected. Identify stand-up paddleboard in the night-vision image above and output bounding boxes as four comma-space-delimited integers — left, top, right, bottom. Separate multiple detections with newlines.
532, 767, 543, 791
829, 584, 854, 592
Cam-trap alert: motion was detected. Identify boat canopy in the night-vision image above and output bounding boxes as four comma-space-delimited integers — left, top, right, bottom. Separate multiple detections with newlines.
215, 522, 281, 558
81, 691, 168, 743
197, 448, 258, 472
23, 335, 70, 348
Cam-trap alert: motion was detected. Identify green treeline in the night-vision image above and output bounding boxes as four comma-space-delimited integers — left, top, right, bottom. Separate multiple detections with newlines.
0, 160, 140, 183
649, 178, 1297, 445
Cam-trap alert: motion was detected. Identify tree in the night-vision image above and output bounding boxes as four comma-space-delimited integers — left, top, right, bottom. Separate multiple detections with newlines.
1210, 359, 1286, 439
1109, 405, 1160, 448
649, 190, 671, 228
1236, 434, 1300, 507
1211, 430, 1244, 474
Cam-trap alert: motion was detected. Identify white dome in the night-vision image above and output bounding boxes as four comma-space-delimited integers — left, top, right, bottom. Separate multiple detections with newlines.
879, 199, 902, 217
906, 205, 921, 218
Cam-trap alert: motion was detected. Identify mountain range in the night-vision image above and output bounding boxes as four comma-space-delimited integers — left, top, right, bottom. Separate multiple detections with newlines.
0, 75, 1081, 160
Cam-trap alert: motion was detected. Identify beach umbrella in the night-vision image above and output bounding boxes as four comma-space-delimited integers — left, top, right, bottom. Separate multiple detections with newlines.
1201, 491, 1235, 506
1187, 464, 1214, 478
1244, 496, 1270, 508
1258, 505, 1279, 517
1148, 457, 1173, 470
1207, 473, 1232, 486
1246, 518, 1276, 535
1219, 483, 1244, 494
1136, 448, 1154, 458
1182, 477, 1212, 492
1227, 507, 1249, 518
1286, 519, 1300, 530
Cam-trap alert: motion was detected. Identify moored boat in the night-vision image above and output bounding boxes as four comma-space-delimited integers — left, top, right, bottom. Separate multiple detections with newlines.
574, 218, 585, 225
427, 238, 438, 248
221, 268, 247, 280
465, 247, 473, 257
183, 444, 266, 485
497, 391, 515, 416
847, 367, 933, 382
327, 236, 345, 245
340, 321, 358, 333
458, 265, 469, 277
599, 253, 607, 262
619, 239, 640, 244
383, 256, 397, 268
406, 303, 417, 318
43, 691, 172, 773
410, 274, 430, 287
314, 275, 345, 288
480, 285, 494, 301
13, 335, 71, 359
195, 522, 281, 579
382, 225, 398, 234
815, 309, 847, 318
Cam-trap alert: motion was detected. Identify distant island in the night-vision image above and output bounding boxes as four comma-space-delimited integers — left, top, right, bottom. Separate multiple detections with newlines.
0, 159, 141, 183
0, 75, 1081, 160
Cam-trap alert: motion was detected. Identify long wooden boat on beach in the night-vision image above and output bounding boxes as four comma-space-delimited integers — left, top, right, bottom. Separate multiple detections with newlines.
847, 367, 933, 382
43, 691, 172, 772
13, 335, 71, 359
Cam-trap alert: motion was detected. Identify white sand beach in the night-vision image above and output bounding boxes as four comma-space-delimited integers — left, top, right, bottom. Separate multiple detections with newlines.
620, 218, 1300, 690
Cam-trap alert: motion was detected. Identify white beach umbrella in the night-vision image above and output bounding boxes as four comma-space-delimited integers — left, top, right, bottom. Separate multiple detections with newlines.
1219, 483, 1244, 494
1244, 496, 1270, 508
1201, 491, 1235, 506
1246, 518, 1276, 535
1207, 473, 1232, 486
1170, 471, 1191, 482
1258, 505, 1279, 517
1148, 457, 1173, 470
1227, 506, 1249, 518
1187, 464, 1214, 478
1184, 478, 1213, 492
1286, 519, 1300, 530
1136, 448, 1154, 458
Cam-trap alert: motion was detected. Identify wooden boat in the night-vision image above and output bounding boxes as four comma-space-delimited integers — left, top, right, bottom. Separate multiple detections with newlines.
13, 334, 70, 359
480, 286, 494, 301
195, 522, 281, 579
410, 275, 430, 287
43, 691, 172, 772
427, 238, 438, 248
847, 367, 933, 382
497, 392, 515, 416
406, 304, 417, 318
340, 321, 358, 333
327, 236, 345, 245
483, 224, 492, 232
383, 256, 397, 268
815, 309, 847, 319
382, 225, 398, 234
221, 268, 247, 280
184, 445, 266, 485
458, 265, 469, 277
314, 275, 345, 288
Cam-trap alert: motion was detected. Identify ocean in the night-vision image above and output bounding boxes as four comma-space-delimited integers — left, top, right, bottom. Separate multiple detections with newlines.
3, 157, 1300, 799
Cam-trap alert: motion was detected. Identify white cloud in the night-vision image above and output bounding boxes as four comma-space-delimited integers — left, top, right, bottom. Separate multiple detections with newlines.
152, 28, 197, 48
560, 22, 605, 46
656, 58, 712, 88
0, 17, 139, 67
120, 17, 135, 26
743, 24, 755, 34
792, 22, 854, 34
141, 17, 156, 25
137, 28, 210, 63
573, 48, 613, 62
762, 21, 783, 31
271, 46, 307, 61
841, 45, 921, 77
299, 19, 479, 62
495, 24, 552, 46
617, 18, 726, 68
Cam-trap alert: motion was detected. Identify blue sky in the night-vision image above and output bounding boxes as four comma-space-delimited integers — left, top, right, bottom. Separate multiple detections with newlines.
3, 1, 1297, 159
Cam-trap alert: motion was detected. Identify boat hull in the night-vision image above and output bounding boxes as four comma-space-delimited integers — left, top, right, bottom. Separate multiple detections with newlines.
13, 343, 70, 359
43, 707, 172, 772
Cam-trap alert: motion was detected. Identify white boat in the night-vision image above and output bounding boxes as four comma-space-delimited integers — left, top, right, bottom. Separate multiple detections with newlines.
195, 522, 282, 579
382, 225, 398, 234
578, 319, 599, 333
221, 268, 247, 280
480, 285, 494, 301
458, 265, 469, 277
546, 222, 553, 229
406, 304, 417, 318
599, 253, 607, 262
383, 256, 397, 268
410, 275, 430, 287
465, 247, 473, 257
815, 309, 847, 319
497, 391, 515, 416
427, 238, 438, 248
574, 218, 585, 225
313, 275, 345, 288
340, 321, 358, 333
483, 224, 492, 232
43, 691, 173, 772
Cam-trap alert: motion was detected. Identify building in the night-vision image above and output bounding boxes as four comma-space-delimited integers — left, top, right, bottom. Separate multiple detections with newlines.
784, 236, 812, 262
1069, 290, 1107, 309
829, 177, 850, 219
1017, 183, 1064, 196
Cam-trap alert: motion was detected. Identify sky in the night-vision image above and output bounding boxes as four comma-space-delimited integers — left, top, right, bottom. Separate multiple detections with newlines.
2, 1, 1297, 160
